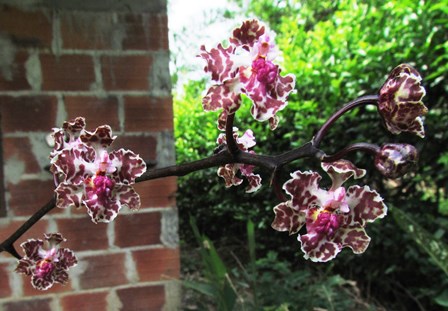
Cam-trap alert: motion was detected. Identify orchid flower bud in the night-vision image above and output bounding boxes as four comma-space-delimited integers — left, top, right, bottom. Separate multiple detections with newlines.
374, 143, 418, 178
378, 64, 428, 137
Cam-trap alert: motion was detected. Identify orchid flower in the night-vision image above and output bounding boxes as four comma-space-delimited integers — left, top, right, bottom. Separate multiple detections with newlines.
216, 128, 262, 193
50, 117, 146, 223
199, 19, 296, 130
272, 160, 387, 262
15, 233, 77, 290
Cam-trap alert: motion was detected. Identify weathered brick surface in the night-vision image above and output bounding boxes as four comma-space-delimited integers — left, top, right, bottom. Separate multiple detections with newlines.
60, 12, 119, 50
7, 180, 57, 216
0, 96, 57, 133
0, 263, 12, 298
101, 55, 152, 91
60, 291, 109, 311
0, 52, 31, 91
0, 6, 52, 48
64, 96, 120, 130
2, 298, 52, 311
116, 285, 165, 311
133, 247, 179, 281
3, 137, 42, 175
56, 217, 109, 251
122, 13, 169, 51
78, 253, 127, 289
135, 177, 177, 208
124, 96, 173, 132
0, 1, 178, 308
113, 135, 158, 163
114, 211, 161, 248
40, 54, 95, 91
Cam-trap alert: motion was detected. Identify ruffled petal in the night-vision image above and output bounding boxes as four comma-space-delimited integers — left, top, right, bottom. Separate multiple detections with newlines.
346, 185, 387, 225
115, 184, 141, 211
85, 196, 120, 224
15, 258, 35, 275
56, 248, 78, 270
229, 19, 265, 47
20, 239, 43, 260
298, 231, 342, 262
283, 170, 322, 211
203, 81, 242, 114
271, 201, 306, 235
335, 225, 371, 254
109, 149, 146, 184
80, 125, 116, 149
198, 43, 235, 82
322, 160, 366, 189
31, 274, 54, 290
55, 183, 85, 209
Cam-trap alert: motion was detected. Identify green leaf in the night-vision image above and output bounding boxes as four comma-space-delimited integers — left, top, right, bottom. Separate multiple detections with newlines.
392, 207, 448, 276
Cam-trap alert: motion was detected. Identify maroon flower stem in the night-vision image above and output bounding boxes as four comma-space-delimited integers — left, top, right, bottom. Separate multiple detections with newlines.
0, 196, 56, 259
137, 141, 323, 182
225, 113, 240, 155
0, 141, 323, 259
313, 94, 379, 148
321, 142, 380, 162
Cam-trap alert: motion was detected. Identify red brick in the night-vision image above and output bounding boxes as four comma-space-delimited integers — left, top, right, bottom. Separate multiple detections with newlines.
40, 54, 95, 91
0, 6, 52, 48
114, 211, 161, 248
133, 248, 179, 282
2, 298, 52, 311
0, 263, 12, 298
116, 285, 165, 311
56, 217, 109, 251
135, 177, 177, 209
101, 55, 152, 91
0, 219, 49, 259
0, 52, 31, 91
64, 96, 119, 130
122, 13, 169, 51
60, 12, 116, 50
78, 253, 127, 289
113, 135, 157, 163
60, 291, 108, 311
0, 96, 57, 133
124, 96, 173, 132
7, 180, 57, 217
3, 137, 41, 175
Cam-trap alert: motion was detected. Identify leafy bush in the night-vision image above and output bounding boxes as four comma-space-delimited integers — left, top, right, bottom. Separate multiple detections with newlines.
174, 0, 448, 309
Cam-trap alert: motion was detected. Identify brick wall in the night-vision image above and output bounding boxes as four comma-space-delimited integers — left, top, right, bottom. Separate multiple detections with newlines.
0, 1, 180, 310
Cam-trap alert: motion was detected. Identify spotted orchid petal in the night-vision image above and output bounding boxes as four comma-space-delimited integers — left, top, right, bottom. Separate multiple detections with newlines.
110, 149, 147, 184
50, 117, 86, 159
55, 183, 84, 209
229, 19, 265, 47
272, 201, 306, 235
346, 185, 387, 225
283, 171, 322, 211
322, 160, 366, 190
273, 160, 387, 261
202, 80, 242, 114
15, 233, 77, 291
378, 63, 428, 137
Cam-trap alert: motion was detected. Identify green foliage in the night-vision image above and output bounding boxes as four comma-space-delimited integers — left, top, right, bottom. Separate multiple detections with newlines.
174, 0, 448, 309
184, 218, 377, 310
392, 206, 448, 276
